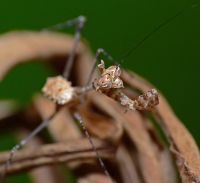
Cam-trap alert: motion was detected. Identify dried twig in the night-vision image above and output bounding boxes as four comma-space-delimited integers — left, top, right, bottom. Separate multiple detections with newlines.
0, 138, 115, 175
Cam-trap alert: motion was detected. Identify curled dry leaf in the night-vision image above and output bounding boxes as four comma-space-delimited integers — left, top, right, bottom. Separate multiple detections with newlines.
89, 93, 166, 183
121, 71, 200, 183
0, 31, 93, 85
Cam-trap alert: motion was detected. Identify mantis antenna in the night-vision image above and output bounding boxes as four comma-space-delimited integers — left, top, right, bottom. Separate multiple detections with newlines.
117, 1, 199, 61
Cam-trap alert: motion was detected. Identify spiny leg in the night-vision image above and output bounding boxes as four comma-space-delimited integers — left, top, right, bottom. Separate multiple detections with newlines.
74, 112, 116, 183
62, 16, 86, 79
43, 15, 85, 31
0, 110, 58, 182
74, 49, 117, 183
43, 15, 86, 80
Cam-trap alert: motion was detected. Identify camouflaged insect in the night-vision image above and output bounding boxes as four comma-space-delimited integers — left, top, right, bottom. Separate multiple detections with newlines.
93, 60, 124, 92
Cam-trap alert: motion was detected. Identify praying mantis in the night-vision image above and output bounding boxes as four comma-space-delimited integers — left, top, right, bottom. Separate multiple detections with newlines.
0, 3, 199, 181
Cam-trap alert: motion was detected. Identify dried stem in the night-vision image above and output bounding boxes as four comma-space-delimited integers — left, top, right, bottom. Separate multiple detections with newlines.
0, 138, 115, 175
121, 70, 200, 183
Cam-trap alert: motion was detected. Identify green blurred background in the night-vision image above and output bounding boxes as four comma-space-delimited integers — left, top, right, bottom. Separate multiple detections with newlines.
0, 0, 199, 182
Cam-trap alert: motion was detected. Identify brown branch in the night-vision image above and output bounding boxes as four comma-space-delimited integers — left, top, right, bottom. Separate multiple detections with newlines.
0, 138, 116, 175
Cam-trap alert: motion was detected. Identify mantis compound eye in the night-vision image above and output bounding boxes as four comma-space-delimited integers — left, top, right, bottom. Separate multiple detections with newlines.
42, 75, 75, 105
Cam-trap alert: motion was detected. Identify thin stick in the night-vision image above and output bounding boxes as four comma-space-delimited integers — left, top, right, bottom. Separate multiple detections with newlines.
74, 112, 116, 183
0, 138, 115, 175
